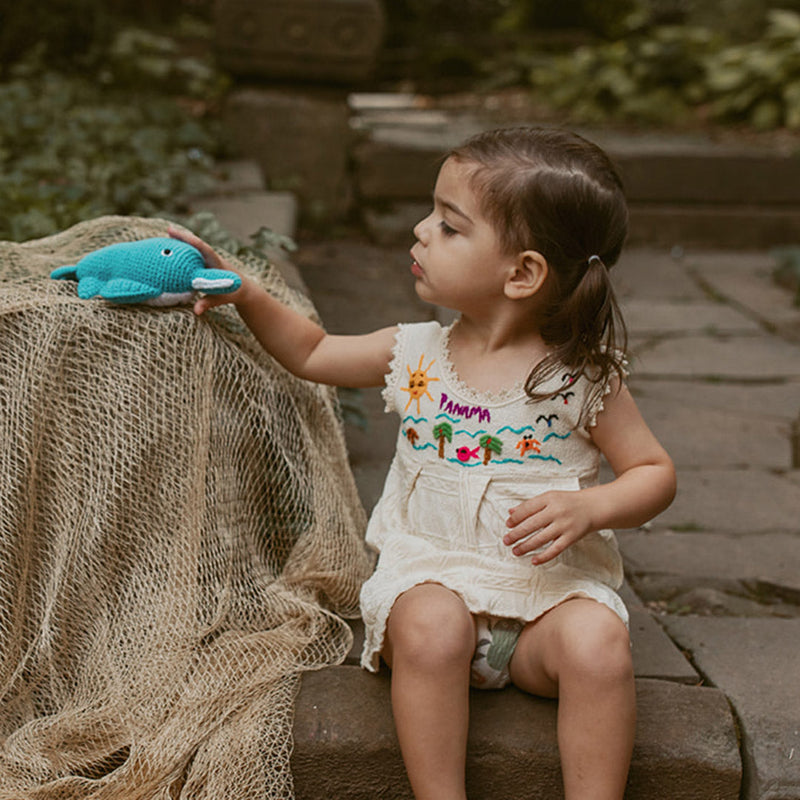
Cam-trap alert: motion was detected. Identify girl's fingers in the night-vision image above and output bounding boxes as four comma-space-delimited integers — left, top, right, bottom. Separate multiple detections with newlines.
530, 536, 569, 565
509, 524, 555, 556
504, 502, 549, 545
167, 226, 222, 269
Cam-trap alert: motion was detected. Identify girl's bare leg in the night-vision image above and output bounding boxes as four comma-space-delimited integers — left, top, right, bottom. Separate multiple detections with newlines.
509, 598, 636, 800
382, 583, 476, 800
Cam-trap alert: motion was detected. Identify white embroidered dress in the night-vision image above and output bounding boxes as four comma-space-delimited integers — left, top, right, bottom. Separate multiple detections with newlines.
359, 321, 627, 672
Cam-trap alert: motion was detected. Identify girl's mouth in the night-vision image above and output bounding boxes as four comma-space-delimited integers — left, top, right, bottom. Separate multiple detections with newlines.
410, 256, 423, 278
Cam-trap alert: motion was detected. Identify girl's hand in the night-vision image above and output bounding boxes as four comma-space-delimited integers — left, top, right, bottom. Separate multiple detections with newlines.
503, 490, 594, 565
167, 226, 248, 314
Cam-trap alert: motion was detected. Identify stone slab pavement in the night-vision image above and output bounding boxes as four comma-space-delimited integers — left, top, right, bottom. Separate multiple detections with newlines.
614, 246, 800, 799
190, 164, 800, 798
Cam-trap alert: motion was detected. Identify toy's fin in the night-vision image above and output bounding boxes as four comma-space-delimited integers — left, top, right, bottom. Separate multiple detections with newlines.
192, 270, 242, 294
76, 277, 106, 300
51, 265, 78, 281
98, 278, 162, 303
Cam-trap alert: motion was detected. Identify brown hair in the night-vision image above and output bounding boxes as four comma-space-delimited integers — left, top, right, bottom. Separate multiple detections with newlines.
450, 126, 629, 414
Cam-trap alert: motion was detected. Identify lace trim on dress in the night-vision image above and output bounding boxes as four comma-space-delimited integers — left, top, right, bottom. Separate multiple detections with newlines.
438, 321, 527, 406
585, 352, 630, 429
381, 324, 406, 413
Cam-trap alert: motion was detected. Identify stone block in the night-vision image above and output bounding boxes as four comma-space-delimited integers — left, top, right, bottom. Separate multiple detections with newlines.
613, 247, 707, 303
192, 192, 297, 241
686, 252, 800, 333
630, 333, 800, 381
214, 0, 385, 84
615, 150, 800, 206
223, 87, 353, 224
292, 667, 741, 799
620, 298, 762, 337
623, 587, 701, 683
354, 138, 442, 202
628, 382, 791, 470
627, 377, 800, 426
651, 469, 800, 534
619, 531, 800, 599
351, 124, 800, 248
627, 205, 800, 249
665, 617, 800, 800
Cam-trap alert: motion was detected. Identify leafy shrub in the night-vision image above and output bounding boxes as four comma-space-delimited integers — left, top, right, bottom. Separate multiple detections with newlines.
0, 0, 212, 74
528, 8, 800, 129
530, 23, 718, 124
0, 29, 225, 243
704, 9, 800, 128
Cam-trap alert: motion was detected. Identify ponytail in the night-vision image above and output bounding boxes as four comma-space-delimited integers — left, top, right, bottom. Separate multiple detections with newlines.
525, 253, 628, 420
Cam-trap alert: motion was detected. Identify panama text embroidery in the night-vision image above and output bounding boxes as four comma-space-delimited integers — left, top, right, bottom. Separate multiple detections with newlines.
438, 392, 491, 424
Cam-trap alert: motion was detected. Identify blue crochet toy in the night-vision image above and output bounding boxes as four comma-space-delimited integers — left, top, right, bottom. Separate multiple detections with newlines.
50, 237, 241, 306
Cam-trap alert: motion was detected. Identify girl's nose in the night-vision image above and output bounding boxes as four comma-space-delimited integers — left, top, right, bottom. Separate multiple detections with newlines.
413, 211, 432, 243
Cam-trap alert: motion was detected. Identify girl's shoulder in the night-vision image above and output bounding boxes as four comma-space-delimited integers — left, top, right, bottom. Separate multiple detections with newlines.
381, 320, 446, 412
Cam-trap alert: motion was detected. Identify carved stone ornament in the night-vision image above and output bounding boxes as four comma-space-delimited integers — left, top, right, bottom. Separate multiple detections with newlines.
215, 0, 385, 83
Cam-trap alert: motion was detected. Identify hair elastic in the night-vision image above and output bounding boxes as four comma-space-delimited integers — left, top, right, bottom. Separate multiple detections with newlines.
588, 255, 605, 269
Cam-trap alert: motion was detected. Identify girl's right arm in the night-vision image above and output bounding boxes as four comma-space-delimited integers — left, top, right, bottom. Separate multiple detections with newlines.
169, 227, 397, 388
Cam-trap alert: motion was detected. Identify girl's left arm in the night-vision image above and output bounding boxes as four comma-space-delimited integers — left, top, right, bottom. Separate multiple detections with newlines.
504, 384, 676, 564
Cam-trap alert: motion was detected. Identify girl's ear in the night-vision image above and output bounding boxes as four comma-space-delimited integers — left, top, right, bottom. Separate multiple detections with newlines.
505, 250, 548, 300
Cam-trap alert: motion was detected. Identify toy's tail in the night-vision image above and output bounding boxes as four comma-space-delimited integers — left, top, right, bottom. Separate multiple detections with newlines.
51, 265, 78, 280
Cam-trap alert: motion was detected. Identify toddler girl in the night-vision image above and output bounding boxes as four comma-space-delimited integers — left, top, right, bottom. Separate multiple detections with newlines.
171, 126, 676, 800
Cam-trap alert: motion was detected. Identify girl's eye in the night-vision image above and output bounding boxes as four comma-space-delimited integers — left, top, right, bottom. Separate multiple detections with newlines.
439, 220, 457, 237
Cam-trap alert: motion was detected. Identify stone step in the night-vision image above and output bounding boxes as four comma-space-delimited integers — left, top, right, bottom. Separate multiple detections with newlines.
291, 608, 735, 799
352, 121, 800, 248
292, 666, 741, 800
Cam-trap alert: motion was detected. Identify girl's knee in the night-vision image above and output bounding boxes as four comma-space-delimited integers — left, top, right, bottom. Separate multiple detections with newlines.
386, 584, 475, 669
557, 602, 633, 686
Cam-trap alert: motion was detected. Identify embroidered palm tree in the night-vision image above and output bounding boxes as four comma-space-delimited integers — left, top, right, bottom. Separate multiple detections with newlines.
432, 421, 452, 459
479, 434, 503, 465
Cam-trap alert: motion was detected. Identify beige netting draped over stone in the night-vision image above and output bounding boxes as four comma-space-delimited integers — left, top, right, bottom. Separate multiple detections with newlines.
0, 216, 374, 799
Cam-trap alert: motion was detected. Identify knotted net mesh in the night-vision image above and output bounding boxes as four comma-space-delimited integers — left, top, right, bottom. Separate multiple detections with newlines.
0, 216, 373, 799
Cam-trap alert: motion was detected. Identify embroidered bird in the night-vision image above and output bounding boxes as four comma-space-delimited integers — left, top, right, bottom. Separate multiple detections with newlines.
50, 237, 241, 306
456, 445, 481, 463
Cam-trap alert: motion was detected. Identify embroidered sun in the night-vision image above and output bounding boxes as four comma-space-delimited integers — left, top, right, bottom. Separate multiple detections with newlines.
401, 354, 440, 414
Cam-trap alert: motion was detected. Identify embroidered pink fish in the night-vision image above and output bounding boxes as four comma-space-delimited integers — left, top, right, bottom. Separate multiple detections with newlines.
456, 445, 481, 463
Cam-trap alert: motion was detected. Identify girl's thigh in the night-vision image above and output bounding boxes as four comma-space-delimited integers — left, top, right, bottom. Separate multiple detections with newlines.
508, 598, 631, 698
382, 582, 476, 669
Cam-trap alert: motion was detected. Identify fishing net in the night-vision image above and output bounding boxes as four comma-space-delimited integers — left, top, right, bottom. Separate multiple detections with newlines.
0, 216, 373, 799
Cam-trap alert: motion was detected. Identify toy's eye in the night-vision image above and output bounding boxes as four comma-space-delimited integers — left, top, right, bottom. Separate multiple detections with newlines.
161, 248, 173, 257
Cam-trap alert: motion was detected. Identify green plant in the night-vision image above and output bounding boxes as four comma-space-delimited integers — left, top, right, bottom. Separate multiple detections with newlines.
527, 8, 800, 129
104, 26, 225, 98
529, 22, 719, 124
705, 9, 800, 128
0, 29, 225, 243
